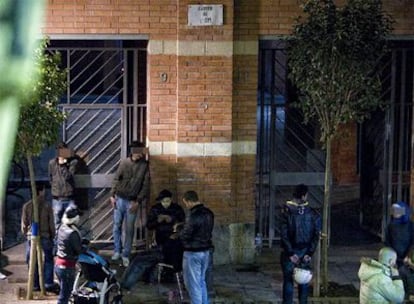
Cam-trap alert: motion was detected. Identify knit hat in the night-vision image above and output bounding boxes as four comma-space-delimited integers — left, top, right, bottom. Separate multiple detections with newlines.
391, 203, 406, 218
156, 189, 172, 201
62, 205, 82, 225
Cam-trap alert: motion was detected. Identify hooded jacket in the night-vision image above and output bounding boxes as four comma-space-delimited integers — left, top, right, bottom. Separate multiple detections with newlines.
385, 201, 414, 264
358, 257, 404, 304
280, 199, 321, 257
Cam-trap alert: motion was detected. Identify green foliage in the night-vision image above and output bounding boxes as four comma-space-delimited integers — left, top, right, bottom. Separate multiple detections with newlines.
15, 39, 67, 159
288, 0, 393, 144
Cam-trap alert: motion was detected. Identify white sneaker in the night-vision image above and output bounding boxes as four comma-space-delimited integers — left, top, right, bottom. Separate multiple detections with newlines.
0, 272, 6, 280
111, 252, 121, 261
122, 257, 129, 267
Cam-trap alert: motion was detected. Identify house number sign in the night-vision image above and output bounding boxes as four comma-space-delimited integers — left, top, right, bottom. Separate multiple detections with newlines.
188, 4, 223, 26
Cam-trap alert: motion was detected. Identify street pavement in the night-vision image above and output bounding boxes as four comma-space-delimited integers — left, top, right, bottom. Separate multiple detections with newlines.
0, 239, 382, 304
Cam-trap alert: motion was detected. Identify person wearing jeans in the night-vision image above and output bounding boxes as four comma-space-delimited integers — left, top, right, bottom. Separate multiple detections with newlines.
48, 142, 78, 228
21, 182, 57, 292
110, 141, 150, 267
54, 205, 82, 304
179, 191, 214, 304
279, 184, 321, 304
112, 196, 139, 265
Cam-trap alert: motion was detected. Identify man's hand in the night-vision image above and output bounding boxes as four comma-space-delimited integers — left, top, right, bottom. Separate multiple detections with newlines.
303, 255, 312, 263
110, 196, 116, 208
390, 266, 400, 277
169, 232, 179, 240
58, 157, 67, 165
157, 215, 172, 223
129, 201, 139, 213
290, 254, 299, 264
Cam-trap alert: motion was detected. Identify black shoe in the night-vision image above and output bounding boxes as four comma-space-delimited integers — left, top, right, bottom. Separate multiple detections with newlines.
46, 284, 60, 294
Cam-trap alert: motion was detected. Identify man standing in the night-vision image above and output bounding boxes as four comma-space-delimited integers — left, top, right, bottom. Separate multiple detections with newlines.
110, 141, 150, 267
21, 182, 57, 293
48, 142, 78, 228
280, 184, 321, 304
180, 190, 214, 304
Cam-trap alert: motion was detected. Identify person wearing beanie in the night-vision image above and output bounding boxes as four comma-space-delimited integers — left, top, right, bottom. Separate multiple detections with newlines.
146, 189, 185, 281
146, 189, 185, 247
359, 247, 404, 304
399, 247, 414, 302
54, 205, 82, 304
385, 201, 414, 267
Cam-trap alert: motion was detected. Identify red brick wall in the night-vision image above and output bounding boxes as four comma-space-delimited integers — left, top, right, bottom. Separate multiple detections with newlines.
43, 0, 414, 225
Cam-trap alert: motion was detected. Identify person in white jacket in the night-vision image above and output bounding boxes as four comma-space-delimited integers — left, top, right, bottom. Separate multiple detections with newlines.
358, 247, 405, 303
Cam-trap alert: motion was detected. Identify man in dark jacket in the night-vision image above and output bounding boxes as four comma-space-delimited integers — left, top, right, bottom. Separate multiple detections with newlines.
54, 205, 83, 304
280, 184, 321, 304
146, 189, 185, 247
180, 190, 214, 304
147, 189, 185, 275
48, 142, 78, 228
21, 182, 57, 293
110, 141, 150, 267
385, 201, 414, 268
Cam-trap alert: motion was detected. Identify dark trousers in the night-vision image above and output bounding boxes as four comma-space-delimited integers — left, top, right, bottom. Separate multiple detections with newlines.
280, 249, 309, 304
25, 238, 55, 289
55, 266, 76, 304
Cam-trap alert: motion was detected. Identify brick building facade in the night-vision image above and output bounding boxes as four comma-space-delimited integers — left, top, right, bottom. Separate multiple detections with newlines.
42, 0, 413, 230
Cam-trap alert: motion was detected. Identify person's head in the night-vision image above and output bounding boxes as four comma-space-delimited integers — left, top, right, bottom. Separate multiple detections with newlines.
31, 181, 46, 198
57, 141, 73, 159
293, 184, 308, 201
62, 204, 82, 226
378, 247, 397, 267
37, 183, 45, 199
156, 189, 173, 209
391, 201, 410, 223
182, 190, 199, 208
129, 141, 147, 161
405, 247, 414, 269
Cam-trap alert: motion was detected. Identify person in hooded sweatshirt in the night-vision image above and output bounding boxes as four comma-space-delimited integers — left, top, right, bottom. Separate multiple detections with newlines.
385, 201, 414, 268
358, 246, 404, 304
54, 205, 82, 304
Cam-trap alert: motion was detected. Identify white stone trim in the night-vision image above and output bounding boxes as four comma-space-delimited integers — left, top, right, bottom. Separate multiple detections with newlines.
148, 40, 257, 56
148, 141, 256, 156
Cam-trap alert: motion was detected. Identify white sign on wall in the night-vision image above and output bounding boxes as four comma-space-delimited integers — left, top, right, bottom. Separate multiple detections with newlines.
188, 4, 223, 26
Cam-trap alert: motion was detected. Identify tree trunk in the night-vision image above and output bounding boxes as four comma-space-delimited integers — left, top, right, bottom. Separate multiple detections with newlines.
26, 154, 45, 298
321, 139, 332, 294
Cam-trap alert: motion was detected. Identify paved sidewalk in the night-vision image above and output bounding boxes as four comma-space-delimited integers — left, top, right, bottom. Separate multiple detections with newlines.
0, 239, 382, 304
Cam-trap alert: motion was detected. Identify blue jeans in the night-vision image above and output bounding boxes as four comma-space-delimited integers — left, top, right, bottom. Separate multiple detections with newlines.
55, 266, 76, 304
182, 250, 209, 304
280, 249, 309, 304
52, 199, 74, 228
26, 238, 55, 289
113, 196, 138, 257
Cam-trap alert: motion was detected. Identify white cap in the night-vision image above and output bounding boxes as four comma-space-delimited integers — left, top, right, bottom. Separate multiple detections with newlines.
391, 203, 405, 218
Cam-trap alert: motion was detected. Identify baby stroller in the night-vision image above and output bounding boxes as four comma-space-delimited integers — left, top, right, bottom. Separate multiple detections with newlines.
71, 247, 123, 304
